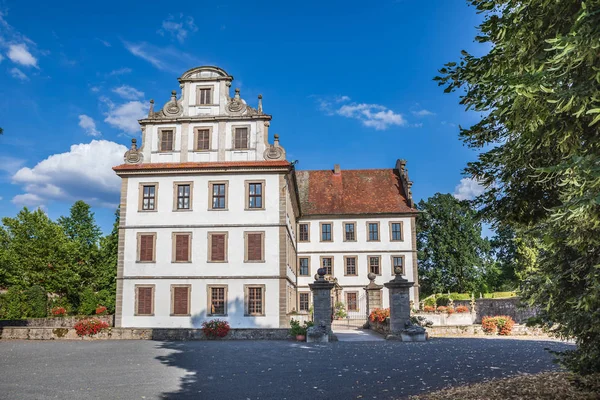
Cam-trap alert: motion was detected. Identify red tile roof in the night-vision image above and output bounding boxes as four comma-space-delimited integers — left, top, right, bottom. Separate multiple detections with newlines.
295, 169, 416, 216
114, 160, 291, 172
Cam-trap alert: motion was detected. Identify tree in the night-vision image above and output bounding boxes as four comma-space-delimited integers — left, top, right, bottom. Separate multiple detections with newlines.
417, 193, 490, 295
487, 225, 519, 291
436, 1, 600, 374
96, 208, 120, 312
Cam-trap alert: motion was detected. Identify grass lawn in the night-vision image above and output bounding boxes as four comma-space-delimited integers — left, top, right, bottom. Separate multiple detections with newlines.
409, 372, 600, 400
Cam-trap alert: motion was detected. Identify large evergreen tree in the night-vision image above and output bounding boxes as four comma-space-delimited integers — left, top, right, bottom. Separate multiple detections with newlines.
436, 0, 600, 373
417, 193, 490, 295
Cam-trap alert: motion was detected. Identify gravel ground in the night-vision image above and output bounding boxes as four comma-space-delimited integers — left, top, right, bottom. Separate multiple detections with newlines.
0, 337, 573, 400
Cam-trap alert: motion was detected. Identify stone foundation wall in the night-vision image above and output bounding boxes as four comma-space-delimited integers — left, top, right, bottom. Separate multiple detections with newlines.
0, 315, 114, 328
426, 324, 548, 337
0, 327, 291, 341
413, 312, 475, 326
368, 319, 390, 335
475, 298, 538, 324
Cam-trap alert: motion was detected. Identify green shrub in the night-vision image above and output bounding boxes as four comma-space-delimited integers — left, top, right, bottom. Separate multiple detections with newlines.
448, 293, 472, 301
95, 289, 115, 314
77, 288, 98, 315
423, 296, 436, 308
436, 295, 450, 307
483, 291, 517, 299
24, 286, 47, 318
0, 287, 28, 319
334, 302, 347, 319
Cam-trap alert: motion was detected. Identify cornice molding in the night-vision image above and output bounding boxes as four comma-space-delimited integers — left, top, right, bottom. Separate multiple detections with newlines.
138, 114, 272, 125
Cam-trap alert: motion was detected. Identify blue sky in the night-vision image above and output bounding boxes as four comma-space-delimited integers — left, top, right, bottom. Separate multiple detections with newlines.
0, 0, 487, 234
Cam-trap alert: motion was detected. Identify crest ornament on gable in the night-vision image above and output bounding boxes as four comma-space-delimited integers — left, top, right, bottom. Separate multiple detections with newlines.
226, 88, 247, 115
263, 134, 286, 160
161, 90, 183, 118
124, 138, 143, 164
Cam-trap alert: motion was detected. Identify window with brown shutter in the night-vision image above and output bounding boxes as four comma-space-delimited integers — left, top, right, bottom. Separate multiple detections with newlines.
138, 234, 155, 262
172, 286, 190, 316
173, 233, 191, 262
136, 286, 154, 315
209, 233, 227, 262
160, 130, 174, 152
245, 232, 264, 262
197, 87, 212, 105
234, 127, 248, 149
196, 129, 210, 150
245, 285, 264, 316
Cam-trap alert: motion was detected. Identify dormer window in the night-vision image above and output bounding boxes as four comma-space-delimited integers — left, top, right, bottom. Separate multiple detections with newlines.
197, 86, 212, 105
159, 129, 174, 152
234, 127, 249, 149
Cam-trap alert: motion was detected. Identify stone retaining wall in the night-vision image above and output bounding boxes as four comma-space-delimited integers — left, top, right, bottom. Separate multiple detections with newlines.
426, 324, 547, 337
0, 327, 291, 341
413, 312, 475, 326
475, 298, 538, 324
0, 315, 114, 328
369, 319, 390, 335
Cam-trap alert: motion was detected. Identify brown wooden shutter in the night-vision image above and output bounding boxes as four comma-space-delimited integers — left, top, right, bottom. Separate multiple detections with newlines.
140, 235, 154, 261
175, 234, 189, 262
247, 233, 262, 261
137, 287, 152, 315
211, 234, 226, 261
173, 287, 189, 315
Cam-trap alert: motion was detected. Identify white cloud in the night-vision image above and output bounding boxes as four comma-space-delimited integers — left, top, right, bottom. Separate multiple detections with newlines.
9, 67, 27, 80
90, 86, 101, 93
108, 67, 132, 76
454, 178, 485, 201
412, 109, 435, 117
102, 98, 148, 135
335, 95, 350, 103
441, 121, 457, 127
0, 156, 26, 175
112, 85, 144, 100
12, 140, 127, 208
337, 103, 406, 130
97, 38, 111, 47
78, 115, 101, 137
123, 41, 202, 72
7, 43, 38, 68
158, 14, 198, 43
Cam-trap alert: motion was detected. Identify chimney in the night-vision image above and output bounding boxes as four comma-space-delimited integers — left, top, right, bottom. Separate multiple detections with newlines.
334, 164, 341, 175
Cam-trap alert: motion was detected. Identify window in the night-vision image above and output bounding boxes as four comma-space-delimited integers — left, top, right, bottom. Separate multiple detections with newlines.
392, 255, 405, 275
234, 127, 249, 149
160, 129, 174, 152
208, 286, 227, 316
344, 222, 356, 241
208, 233, 228, 262
196, 128, 210, 151
368, 222, 380, 241
197, 87, 212, 105
245, 285, 265, 316
298, 223, 309, 242
299, 293, 310, 312
369, 256, 381, 275
139, 183, 158, 211
344, 256, 357, 276
299, 257, 310, 276
320, 223, 332, 242
346, 292, 358, 312
246, 181, 264, 209
245, 232, 264, 262
172, 233, 191, 262
390, 222, 403, 241
138, 233, 156, 262
210, 182, 228, 210
135, 285, 154, 316
171, 285, 190, 316
321, 257, 333, 275
175, 183, 191, 210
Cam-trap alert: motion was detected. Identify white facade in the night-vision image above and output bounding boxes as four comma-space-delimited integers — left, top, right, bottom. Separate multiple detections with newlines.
114, 66, 418, 329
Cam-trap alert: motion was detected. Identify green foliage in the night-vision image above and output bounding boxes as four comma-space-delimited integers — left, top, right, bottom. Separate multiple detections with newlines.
334, 301, 347, 319
483, 292, 516, 299
0, 202, 119, 320
435, 295, 450, 307
423, 296, 437, 308
24, 285, 47, 318
77, 288, 98, 316
417, 193, 491, 295
436, 0, 600, 374
448, 293, 472, 301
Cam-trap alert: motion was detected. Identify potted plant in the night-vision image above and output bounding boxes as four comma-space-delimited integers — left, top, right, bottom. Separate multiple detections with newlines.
290, 319, 307, 341
334, 302, 347, 320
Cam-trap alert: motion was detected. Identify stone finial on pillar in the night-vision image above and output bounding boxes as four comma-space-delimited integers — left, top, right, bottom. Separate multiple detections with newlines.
148, 99, 154, 117
258, 94, 263, 114
171, 90, 177, 100
308, 267, 335, 342
274, 134, 280, 147
384, 271, 426, 342
130, 138, 137, 151
364, 272, 383, 319
234, 88, 240, 100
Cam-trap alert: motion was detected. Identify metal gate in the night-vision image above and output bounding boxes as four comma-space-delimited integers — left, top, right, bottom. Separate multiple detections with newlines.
332, 292, 368, 330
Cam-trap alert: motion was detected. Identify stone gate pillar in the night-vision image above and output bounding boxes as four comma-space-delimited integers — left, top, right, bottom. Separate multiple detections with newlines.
364, 272, 383, 317
308, 267, 335, 342
384, 267, 426, 342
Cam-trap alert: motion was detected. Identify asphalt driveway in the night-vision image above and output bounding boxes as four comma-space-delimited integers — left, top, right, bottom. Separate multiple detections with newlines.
0, 338, 572, 399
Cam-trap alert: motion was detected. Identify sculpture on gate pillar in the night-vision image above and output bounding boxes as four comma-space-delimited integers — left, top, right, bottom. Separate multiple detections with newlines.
383, 265, 426, 341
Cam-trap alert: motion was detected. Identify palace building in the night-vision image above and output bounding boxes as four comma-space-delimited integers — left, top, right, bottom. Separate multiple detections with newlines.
113, 66, 418, 329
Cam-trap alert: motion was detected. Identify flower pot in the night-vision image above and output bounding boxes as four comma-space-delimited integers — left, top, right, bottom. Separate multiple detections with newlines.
296, 334, 306, 341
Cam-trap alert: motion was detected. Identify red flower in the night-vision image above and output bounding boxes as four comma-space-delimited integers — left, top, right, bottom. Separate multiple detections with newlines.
202, 319, 230, 339
74, 318, 109, 337
95, 305, 107, 315
368, 308, 390, 323
455, 306, 469, 313
51, 307, 66, 316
